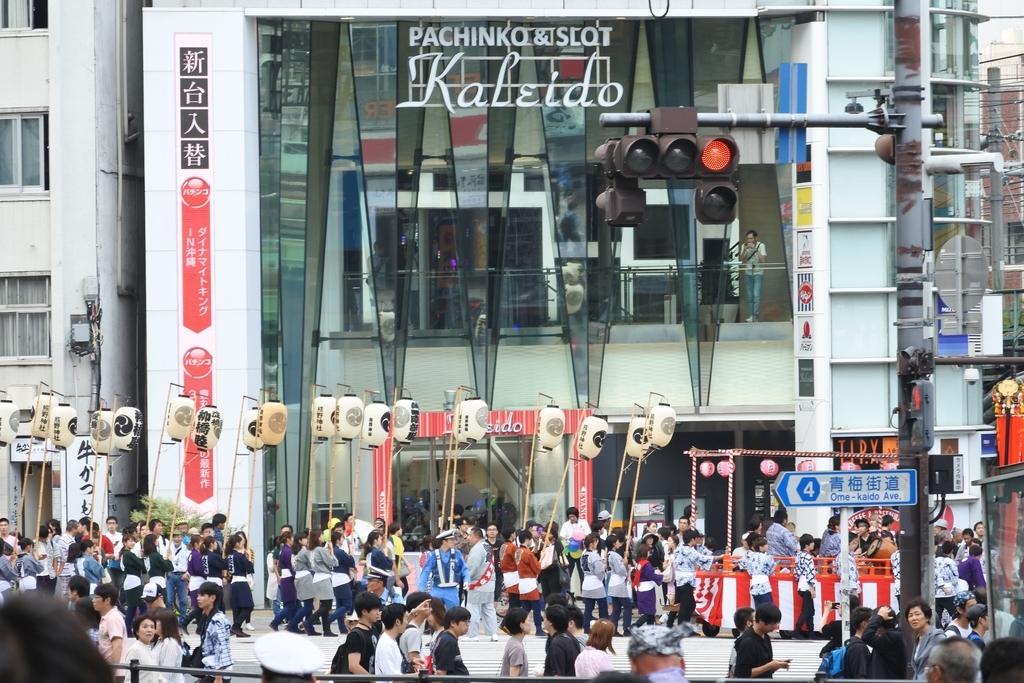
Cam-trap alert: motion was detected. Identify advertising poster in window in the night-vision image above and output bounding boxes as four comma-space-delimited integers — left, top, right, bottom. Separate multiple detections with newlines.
176, 34, 216, 507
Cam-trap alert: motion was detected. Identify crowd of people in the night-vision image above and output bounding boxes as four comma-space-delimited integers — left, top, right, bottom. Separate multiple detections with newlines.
0, 504, 1011, 682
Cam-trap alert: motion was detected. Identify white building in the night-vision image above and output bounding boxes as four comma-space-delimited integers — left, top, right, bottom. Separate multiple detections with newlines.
0, 1, 145, 533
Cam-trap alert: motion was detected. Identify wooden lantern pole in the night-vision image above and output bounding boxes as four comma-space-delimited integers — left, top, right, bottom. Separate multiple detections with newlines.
446, 386, 480, 527
305, 383, 328, 531
18, 382, 45, 535
225, 395, 257, 531
167, 393, 200, 549
522, 392, 552, 526
352, 389, 379, 523
439, 387, 466, 529
540, 434, 576, 559
328, 383, 351, 522
146, 382, 182, 525
87, 397, 107, 531
607, 403, 639, 534
625, 393, 660, 540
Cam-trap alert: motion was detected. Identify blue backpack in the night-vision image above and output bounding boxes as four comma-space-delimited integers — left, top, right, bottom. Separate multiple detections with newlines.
818, 645, 846, 679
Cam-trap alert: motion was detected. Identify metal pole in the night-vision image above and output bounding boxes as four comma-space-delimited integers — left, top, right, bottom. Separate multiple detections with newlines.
893, 0, 930, 667
988, 67, 1006, 290
599, 111, 944, 130
839, 506, 851, 644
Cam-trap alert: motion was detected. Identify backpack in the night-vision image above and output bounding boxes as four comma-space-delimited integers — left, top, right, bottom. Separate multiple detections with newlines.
818, 644, 846, 679
1010, 617, 1024, 639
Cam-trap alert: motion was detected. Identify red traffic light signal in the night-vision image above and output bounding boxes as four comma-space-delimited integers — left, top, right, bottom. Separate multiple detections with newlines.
697, 135, 739, 175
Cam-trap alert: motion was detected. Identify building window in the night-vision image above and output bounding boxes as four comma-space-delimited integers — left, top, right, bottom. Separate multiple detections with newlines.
0, 276, 50, 359
1, 0, 46, 30
0, 114, 46, 192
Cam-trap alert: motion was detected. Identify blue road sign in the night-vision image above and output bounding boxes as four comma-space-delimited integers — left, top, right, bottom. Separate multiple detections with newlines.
776, 470, 917, 507
778, 62, 808, 164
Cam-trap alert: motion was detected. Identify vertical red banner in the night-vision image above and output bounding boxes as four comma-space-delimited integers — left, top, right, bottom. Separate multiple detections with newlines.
372, 441, 392, 522
176, 34, 216, 508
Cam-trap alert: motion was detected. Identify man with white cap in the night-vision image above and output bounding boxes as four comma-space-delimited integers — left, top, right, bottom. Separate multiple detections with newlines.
628, 624, 692, 683
254, 631, 325, 683
142, 579, 167, 610
417, 528, 469, 609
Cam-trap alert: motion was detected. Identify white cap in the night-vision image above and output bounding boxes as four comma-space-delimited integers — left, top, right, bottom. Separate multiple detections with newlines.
436, 528, 456, 541
254, 632, 325, 677
366, 566, 390, 582
142, 582, 161, 601
597, 510, 612, 521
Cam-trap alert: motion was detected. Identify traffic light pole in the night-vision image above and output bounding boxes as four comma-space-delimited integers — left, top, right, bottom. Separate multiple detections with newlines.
892, 1, 930, 669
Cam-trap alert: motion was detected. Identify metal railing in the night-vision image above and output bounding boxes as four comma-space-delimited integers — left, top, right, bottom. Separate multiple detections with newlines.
112, 662, 903, 683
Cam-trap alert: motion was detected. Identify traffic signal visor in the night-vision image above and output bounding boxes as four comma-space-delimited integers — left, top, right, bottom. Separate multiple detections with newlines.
697, 135, 739, 176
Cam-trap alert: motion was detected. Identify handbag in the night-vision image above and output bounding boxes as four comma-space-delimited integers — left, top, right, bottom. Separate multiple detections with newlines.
558, 562, 571, 590
540, 545, 554, 570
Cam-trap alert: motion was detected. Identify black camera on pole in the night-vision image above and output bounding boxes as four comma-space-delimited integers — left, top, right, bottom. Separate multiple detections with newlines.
593, 108, 739, 228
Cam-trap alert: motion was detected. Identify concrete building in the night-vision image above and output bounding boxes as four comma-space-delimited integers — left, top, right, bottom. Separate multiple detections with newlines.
0, 1, 146, 534
141, 0, 989, 587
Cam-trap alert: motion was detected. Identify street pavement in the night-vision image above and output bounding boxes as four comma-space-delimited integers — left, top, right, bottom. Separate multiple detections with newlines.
189, 610, 828, 679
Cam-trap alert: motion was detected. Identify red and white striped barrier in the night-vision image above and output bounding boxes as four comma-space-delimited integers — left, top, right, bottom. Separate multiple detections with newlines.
694, 572, 898, 630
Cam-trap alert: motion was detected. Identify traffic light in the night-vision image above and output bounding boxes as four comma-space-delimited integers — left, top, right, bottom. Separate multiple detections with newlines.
693, 135, 739, 225
593, 108, 740, 227
899, 379, 934, 452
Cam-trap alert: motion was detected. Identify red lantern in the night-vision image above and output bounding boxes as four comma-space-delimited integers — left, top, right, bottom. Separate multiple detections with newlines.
716, 460, 733, 477
796, 459, 815, 472
760, 459, 779, 477
840, 460, 861, 471
700, 461, 715, 478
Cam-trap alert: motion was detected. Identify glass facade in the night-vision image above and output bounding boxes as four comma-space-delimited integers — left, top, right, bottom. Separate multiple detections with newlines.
256, 18, 795, 530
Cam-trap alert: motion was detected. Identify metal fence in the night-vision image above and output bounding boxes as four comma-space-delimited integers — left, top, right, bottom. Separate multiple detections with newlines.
112, 662, 904, 683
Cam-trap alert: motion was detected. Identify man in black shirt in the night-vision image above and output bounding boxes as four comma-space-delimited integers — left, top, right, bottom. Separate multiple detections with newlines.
844, 607, 873, 679
432, 606, 471, 675
330, 591, 382, 674
733, 603, 790, 679
861, 605, 907, 680
543, 604, 582, 676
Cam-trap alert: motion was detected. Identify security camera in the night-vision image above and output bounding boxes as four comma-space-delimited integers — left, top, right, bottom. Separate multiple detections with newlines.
963, 368, 980, 385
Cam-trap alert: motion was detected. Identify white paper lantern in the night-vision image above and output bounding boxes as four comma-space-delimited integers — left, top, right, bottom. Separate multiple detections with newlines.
335, 394, 363, 441
455, 397, 488, 444
312, 394, 337, 441
90, 410, 114, 455
31, 392, 52, 441
576, 415, 608, 460
50, 403, 78, 449
565, 283, 585, 315
166, 394, 196, 442
625, 416, 648, 459
379, 310, 396, 343
538, 405, 565, 450
112, 406, 144, 451
0, 399, 20, 446
393, 398, 420, 444
361, 401, 391, 447
257, 401, 289, 447
562, 261, 583, 285
242, 408, 263, 452
645, 402, 676, 449
193, 405, 223, 452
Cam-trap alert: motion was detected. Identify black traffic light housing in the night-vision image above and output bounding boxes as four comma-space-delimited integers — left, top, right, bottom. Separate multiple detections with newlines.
899, 378, 935, 452
593, 108, 740, 227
